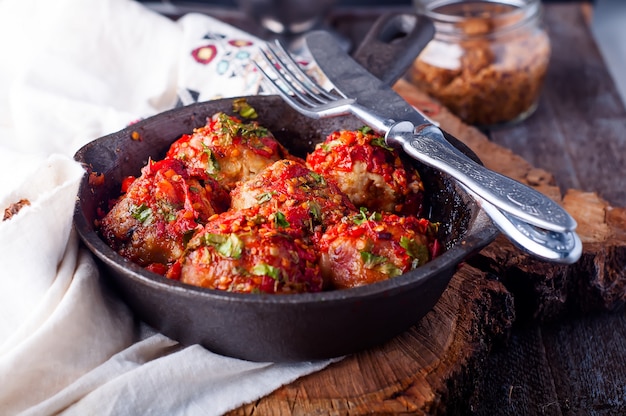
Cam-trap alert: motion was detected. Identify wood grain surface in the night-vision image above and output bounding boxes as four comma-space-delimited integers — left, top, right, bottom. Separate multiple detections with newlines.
225, 2, 626, 415
467, 3, 626, 414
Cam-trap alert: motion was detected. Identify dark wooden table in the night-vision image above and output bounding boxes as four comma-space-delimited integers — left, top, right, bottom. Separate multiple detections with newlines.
472, 4, 626, 414
157, 2, 626, 414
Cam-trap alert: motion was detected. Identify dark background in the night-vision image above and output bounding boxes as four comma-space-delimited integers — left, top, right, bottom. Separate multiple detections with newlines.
140, 0, 586, 7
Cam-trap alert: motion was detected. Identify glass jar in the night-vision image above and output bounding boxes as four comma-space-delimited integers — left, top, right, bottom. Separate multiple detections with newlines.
409, 0, 551, 127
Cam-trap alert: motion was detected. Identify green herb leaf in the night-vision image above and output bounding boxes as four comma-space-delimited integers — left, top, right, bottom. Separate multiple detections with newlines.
131, 204, 153, 224
308, 201, 321, 221
251, 263, 280, 280
368, 211, 381, 222
320, 140, 341, 152
256, 192, 273, 204
371, 137, 394, 151
400, 236, 429, 268
380, 262, 403, 277
353, 207, 380, 225
201, 143, 220, 175
309, 171, 326, 185
218, 112, 268, 139
358, 126, 373, 135
202, 233, 243, 259
360, 251, 387, 268
353, 207, 368, 225
361, 251, 402, 276
274, 211, 290, 228
232, 98, 258, 119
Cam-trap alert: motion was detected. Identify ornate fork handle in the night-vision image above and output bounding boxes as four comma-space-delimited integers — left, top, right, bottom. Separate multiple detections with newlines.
386, 121, 577, 233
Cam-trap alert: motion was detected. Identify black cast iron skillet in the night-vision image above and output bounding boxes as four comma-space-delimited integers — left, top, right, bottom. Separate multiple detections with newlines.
73, 14, 498, 362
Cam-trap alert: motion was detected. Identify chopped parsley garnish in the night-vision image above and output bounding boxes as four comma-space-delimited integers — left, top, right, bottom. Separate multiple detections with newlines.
400, 236, 429, 268
201, 233, 243, 259
320, 139, 341, 152
360, 251, 402, 277
360, 251, 387, 268
155, 199, 179, 223
358, 126, 373, 134
232, 98, 259, 119
353, 207, 381, 225
131, 204, 153, 224
251, 263, 280, 280
217, 112, 269, 140
371, 137, 395, 151
201, 143, 220, 175
353, 209, 368, 225
380, 263, 403, 277
309, 171, 326, 185
241, 124, 269, 138
256, 192, 273, 204
274, 211, 290, 228
308, 201, 321, 221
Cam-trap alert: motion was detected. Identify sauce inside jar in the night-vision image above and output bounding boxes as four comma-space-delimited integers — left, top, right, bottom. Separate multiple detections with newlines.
410, 0, 551, 127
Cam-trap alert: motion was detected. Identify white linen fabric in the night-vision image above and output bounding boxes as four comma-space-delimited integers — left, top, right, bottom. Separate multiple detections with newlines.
0, 0, 334, 414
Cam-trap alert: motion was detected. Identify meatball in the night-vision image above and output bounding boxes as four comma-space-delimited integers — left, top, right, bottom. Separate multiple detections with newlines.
173, 209, 323, 294
230, 159, 356, 240
166, 112, 290, 190
99, 158, 229, 270
306, 127, 425, 216
318, 209, 439, 289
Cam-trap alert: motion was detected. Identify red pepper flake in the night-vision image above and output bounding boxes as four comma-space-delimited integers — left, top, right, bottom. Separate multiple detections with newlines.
88, 171, 105, 187
3, 198, 31, 221
131, 131, 142, 141
165, 260, 182, 280
145, 262, 169, 276
121, 176, 136, 193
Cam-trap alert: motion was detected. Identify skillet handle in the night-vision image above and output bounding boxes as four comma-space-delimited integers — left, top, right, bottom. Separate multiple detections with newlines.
351, 12, 435, 87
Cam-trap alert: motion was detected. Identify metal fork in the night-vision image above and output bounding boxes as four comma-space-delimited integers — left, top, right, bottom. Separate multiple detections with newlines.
254, 41, 582, 264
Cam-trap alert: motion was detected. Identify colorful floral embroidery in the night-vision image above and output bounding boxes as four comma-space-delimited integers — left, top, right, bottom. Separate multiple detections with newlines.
191, 44, 217, 65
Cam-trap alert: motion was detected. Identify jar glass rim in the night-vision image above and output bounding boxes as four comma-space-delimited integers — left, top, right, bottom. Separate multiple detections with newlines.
416, 0, 540, 23
417, 0, 541, 36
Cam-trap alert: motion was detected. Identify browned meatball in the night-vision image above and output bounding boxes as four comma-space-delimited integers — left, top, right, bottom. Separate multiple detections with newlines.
317, 209, 440, 289
230, 159, 356, 241
306, 127, 425, 216
171, 209, 323, 294
166, 112, 291, 190
99, 158, 229, 272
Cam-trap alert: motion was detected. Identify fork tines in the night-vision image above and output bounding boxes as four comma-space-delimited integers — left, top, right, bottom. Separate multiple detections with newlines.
254, 40, 356, 119
256, 41, 332, 101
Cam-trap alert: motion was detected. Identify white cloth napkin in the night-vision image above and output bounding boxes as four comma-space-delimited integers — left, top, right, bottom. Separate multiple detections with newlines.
0, 0, 335, 414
